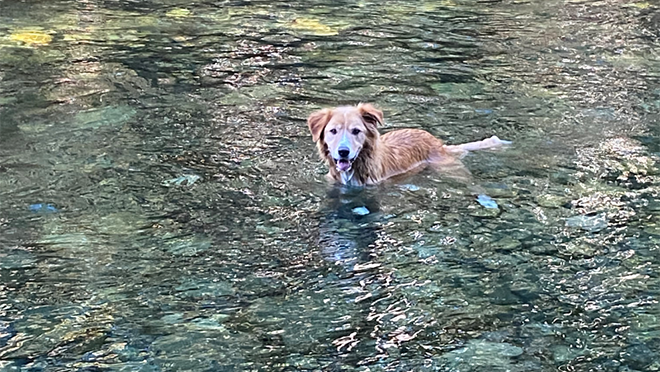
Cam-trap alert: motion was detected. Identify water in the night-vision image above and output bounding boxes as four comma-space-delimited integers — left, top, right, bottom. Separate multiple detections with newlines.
1, 0, 659, 370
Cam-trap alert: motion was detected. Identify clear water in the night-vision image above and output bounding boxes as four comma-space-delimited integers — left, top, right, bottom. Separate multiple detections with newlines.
1, 0, 660, 371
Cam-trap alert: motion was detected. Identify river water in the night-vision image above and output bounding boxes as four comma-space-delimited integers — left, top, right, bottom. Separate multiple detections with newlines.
1, 0, 659, 371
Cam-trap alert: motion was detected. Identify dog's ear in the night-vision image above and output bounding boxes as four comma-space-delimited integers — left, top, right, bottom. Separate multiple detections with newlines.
307, 108, 331, 142
357, 103, 384, 127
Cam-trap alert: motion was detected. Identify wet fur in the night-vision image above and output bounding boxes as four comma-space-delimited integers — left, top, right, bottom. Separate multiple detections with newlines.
308, 104, 506, 186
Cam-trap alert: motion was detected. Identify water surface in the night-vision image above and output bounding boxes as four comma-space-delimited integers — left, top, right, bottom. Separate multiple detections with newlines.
1, 0, 660, 371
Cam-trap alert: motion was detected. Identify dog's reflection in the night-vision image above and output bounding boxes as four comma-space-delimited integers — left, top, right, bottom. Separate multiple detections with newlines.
314, 160, 494, 268
316, 185, 383, 267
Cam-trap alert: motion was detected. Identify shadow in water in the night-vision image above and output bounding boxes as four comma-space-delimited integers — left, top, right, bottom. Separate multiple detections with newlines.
317, 185, 383, 268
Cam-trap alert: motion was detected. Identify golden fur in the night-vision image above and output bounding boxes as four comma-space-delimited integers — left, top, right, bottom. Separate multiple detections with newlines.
307, 103, 508, 186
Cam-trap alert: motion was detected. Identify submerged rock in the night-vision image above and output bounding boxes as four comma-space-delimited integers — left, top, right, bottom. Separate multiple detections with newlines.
492, 236, 522, 251
481, 183, 518, 198
38, 232, 101, 252
287, 18, 338, 36
558, 242, 598, 258
187, 315, 230, 331
1, 307, 113, 360
536, 194, 569, 208
469, 207, 500, 218
94, 213, 149, 236
175, 279, 235, 298
73, 106, 137, 129
439, 340, 525, 371
286, 355, 322, 370
162, 235, 212, 256
551, 344, 585, 363
162, 174, 201, 187
620, 343, 655, 371
9, 29, 54, 46
0, 249, 37, 269
150, 329, 257, 371
165, 8, 192, 18
565, 213, 608, 232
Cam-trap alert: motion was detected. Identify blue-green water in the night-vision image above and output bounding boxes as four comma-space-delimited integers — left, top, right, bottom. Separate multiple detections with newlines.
1, 0, 660, 371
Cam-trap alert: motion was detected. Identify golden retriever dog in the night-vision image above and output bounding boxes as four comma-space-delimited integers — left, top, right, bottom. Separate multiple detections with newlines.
307, 103, 510, 186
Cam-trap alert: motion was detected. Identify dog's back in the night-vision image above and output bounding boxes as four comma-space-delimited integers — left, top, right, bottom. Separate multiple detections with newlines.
377, 129, 447, 179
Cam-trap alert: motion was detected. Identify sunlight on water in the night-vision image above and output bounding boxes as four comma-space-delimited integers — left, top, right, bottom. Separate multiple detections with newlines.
1, 0, 660, 371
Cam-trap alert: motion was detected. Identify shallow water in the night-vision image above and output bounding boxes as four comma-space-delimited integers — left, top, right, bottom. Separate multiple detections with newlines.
1, 0, 660, 371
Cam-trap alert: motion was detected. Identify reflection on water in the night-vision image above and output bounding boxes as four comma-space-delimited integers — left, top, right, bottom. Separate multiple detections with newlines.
1, 0, 660, 370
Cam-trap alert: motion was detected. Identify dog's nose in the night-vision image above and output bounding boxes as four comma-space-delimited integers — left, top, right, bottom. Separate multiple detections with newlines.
338, 148, 350, 158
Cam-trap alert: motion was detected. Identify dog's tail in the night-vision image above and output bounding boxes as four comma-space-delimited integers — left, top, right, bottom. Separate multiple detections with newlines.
444, 135, 511, 156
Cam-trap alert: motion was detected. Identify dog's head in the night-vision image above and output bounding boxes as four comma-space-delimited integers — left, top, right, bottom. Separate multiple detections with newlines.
307, 103, 384, 173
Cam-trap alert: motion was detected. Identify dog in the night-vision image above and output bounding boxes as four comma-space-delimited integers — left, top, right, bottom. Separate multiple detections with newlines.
307, 103, 510, 186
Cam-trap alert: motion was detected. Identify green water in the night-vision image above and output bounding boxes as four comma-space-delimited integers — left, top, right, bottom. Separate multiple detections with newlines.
1, 0, 660, 371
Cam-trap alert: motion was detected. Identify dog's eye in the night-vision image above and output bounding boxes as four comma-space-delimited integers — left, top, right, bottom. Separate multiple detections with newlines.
351, 128, 361, 135
329, 128, 337, 135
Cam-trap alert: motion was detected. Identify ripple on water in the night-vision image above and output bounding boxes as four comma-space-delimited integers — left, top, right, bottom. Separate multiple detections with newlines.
1, 0, 660, 370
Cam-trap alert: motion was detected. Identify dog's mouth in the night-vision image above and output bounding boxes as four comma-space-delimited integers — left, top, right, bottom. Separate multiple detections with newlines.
334, 157, 355, 172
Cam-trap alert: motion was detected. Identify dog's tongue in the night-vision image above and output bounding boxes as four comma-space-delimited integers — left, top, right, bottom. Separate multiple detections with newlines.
337, 159, 351, 172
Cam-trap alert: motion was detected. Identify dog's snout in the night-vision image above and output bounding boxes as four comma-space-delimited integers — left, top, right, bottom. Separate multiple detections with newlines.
338, 148, 350, 158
